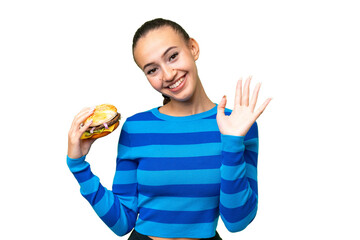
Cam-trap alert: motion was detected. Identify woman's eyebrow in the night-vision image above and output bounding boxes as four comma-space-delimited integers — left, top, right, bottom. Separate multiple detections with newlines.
142, 46, 177, 71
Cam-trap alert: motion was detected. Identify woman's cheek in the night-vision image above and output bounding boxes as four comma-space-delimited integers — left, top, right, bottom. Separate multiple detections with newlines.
148, 77, 163, 92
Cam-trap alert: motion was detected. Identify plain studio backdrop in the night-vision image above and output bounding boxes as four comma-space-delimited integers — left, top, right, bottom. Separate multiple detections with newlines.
1, 0, 359, 239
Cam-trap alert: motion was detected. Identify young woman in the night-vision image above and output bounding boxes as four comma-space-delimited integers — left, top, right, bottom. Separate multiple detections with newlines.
67, 18, 271, 240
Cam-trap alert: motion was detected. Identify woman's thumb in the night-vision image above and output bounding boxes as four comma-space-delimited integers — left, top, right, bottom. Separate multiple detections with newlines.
217, 95, 227, 118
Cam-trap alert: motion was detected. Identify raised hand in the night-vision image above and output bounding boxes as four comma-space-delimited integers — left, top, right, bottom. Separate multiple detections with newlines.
216, 76, 271, 136
67, 107, 97, 159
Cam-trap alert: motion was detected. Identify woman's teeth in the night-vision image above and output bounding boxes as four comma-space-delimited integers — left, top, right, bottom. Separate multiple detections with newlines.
169, 77, 184, 89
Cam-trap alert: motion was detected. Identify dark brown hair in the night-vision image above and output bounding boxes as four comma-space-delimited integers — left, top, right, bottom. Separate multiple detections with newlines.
132, 18, 190, 105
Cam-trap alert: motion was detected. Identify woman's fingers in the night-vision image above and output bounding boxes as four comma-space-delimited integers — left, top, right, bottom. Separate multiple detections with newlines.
234, 78, 242, 106
78, 118, 93, 136
71, 108, 88, 129
249, 82, 261, 111
230, 76, 268, 114
69, 107, 95, 136
72, 107, 95, 127
242, 76, 252, 106
234, 76, 252, 107
217, 95, 227, 119
254, 98, 272, 120
75, 109, 95, 136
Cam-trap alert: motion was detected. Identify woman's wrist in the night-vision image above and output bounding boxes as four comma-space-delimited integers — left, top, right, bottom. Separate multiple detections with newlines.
221, 134, 245, 153
67, 142, 82, 159
67, 153, 83, 159
66, 155, 87, 172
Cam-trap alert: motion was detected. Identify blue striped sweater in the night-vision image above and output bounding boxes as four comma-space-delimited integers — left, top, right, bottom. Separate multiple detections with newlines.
67, 105, 259, 238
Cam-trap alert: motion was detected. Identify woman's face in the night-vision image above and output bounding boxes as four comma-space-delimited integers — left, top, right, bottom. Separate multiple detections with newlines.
133, 26, 200, 103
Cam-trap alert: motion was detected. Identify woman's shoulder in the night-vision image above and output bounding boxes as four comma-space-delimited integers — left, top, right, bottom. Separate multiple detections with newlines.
120, 107, 160, 133
124, 107, 161, 122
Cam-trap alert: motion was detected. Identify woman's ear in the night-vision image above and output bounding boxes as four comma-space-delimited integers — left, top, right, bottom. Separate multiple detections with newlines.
188, 38, 200, 61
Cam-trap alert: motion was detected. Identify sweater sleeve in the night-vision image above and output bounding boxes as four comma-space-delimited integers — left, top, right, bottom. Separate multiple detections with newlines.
219, 122, 259, 232
66, 121, 138, 236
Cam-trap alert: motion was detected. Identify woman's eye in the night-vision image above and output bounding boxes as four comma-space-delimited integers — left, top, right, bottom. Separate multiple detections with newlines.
147, 68, 157, 75
169, 52, 178, 61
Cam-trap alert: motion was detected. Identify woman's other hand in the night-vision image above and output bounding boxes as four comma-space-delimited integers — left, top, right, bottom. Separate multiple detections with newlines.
216, 76, 271, 136
67, 107, 96, 159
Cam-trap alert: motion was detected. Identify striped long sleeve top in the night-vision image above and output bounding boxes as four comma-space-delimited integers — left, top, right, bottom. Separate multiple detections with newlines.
67, 105, 259, 238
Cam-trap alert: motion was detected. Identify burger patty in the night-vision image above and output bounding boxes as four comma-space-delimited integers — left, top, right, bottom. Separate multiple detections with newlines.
86, 113, 121, 132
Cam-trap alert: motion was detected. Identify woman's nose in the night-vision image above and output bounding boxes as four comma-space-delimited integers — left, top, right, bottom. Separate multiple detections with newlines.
162, 65, 176, 81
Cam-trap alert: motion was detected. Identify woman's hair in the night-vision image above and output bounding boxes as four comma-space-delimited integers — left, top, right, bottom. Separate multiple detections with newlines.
132, 18, 190, 105
132, 18, 190, 51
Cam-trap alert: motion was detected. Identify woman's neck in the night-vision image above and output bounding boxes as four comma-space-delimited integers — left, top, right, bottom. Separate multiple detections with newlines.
159, 81, 215, 117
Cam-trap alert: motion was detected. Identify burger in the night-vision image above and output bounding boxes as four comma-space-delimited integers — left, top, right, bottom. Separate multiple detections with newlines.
81, 104, 121, 139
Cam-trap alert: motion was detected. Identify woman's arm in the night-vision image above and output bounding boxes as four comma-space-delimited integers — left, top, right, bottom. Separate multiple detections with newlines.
219, 122, 259, 232
216, 76, 270, 232
67, 117, 138, 236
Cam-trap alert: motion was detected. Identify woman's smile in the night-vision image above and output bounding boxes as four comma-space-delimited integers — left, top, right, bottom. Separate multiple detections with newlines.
168, 73, 186, 91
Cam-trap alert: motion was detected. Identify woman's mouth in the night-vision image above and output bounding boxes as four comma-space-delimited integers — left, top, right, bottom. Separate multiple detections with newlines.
168, 75, 186, 91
